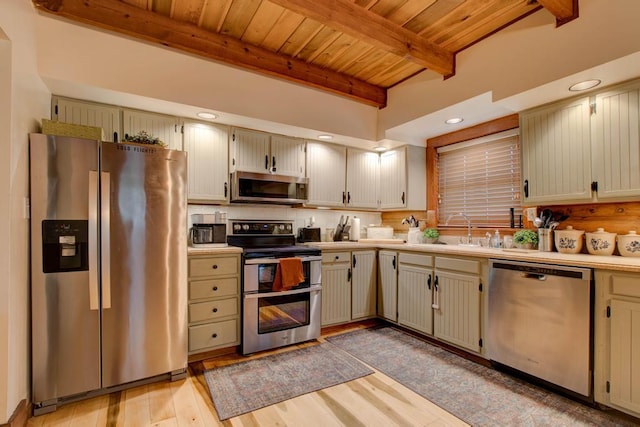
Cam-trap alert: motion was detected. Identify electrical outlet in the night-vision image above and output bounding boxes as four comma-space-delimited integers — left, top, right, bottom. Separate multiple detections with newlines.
525, 207, 537, 221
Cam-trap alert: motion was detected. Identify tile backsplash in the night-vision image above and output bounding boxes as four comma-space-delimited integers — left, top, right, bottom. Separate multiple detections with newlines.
187, 204, 383, 241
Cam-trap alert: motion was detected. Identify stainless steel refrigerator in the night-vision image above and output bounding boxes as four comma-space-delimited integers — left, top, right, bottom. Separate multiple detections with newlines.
29, 133, 187, 415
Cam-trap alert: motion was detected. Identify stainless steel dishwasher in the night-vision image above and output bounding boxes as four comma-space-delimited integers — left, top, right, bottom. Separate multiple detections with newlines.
487, 259, 593, 398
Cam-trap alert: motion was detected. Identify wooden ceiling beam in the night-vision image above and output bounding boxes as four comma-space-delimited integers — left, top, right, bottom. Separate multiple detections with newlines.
267, 0, 455, 76
537, 0, 578, 26
33, 0, 387, 107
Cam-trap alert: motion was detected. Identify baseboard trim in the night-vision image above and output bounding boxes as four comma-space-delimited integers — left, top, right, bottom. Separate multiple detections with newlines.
1, 399, 28, 427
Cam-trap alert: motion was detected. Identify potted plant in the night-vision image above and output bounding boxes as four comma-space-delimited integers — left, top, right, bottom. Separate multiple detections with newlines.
423, 228, 439, 244
122, 130, 167, 147
513, 229, 538, 249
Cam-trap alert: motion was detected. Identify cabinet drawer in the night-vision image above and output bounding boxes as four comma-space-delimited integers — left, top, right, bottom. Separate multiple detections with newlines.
188, 319, 238, 352
189, 256, 238, 278
435, 256, 480, 275
399, 252, 433, 267
609, 273, 640, 298
322, 252, 351, 263
189, 297, 239, 323
189, 277, 239, 300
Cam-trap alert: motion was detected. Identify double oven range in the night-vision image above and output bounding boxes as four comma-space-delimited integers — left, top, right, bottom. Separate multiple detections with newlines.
228, 220, 322, 355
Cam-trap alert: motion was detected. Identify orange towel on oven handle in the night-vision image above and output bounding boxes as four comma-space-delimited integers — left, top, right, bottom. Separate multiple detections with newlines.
273, 257, 305, 291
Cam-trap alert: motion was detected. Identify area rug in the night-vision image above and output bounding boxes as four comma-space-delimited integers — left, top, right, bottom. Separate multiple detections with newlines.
203, 343, 373, 420
327, 327, 636, 427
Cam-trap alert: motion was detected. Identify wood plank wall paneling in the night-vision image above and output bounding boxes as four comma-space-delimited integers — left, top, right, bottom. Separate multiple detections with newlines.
381, 113, 640, 239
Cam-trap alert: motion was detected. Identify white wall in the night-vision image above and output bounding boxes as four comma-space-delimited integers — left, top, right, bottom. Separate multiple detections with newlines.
379, 0, 640, 140
0, 1, 51, 422
34, 14, 379, 143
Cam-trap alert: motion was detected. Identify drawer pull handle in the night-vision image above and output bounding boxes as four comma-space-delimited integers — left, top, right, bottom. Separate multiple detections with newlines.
213, 286, 218, 291
211, 333, 218, 338
212, 264, 218, 269
212, 308, 218, 313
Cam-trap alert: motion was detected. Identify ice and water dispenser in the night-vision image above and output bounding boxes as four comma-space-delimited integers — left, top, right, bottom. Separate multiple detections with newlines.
41, 220, 89, 273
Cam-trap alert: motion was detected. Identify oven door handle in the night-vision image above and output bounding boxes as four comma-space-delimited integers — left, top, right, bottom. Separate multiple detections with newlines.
244, 284, 322, 299
244, 255, 322, 265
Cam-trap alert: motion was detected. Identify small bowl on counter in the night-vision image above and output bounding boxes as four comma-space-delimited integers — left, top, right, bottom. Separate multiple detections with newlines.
554, 226, 584, 254
585, 228, 617, 256
617, 231, 640, 257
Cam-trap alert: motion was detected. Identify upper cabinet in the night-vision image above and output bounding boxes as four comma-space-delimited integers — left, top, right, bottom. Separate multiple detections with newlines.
591, 81, 640, 201
521, 79, 640, 205
379, 146, 426, 210
520, 97, 592, 204
346, 148, 380, 209
122, 109, 182, 151
306, 141, 347, 207
230, 128, 305, 177
52, 96, 121, 142
183, 121, 229, 204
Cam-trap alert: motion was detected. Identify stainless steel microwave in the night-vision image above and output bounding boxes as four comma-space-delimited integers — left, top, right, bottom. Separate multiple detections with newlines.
230, 171, 308, 204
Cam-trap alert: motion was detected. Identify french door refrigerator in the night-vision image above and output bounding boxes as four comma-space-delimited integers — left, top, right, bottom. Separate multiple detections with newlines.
29, 133, 188, 415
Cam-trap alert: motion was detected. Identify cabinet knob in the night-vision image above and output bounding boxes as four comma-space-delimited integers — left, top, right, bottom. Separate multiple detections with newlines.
212, 286, 218, 291
211, 333, 218, 338
212, 308, 218, 313
212, 264, 218, 269
334, 255, 339, 260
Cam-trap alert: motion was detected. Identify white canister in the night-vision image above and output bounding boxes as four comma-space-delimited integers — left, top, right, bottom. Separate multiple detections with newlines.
618, 231, 640, 257
407, 227, 422, 244
585, 228, 617, 256
554, 226, 584, 254
350, 217, 361, 241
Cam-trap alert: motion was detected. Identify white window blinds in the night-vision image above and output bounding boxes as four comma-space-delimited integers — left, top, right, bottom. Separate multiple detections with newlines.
437, 130, 522, 228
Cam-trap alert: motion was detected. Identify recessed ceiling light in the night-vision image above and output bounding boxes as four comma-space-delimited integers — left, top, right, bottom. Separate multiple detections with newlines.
569, 79, 601, 91
373, 146, 387, 152
445, 117, 464, 124
196, 112, 217, 120
318, 134, 333, 140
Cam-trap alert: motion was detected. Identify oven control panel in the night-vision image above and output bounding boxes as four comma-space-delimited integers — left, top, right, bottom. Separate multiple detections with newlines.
230, 220, 294, 235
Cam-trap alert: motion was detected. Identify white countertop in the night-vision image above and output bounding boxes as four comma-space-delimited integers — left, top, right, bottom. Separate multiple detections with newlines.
186, 241, 640, 272
314, 241, 640, 273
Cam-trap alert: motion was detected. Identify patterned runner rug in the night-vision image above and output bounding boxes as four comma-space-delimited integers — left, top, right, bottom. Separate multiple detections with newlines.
327, 327, 636, 427
203, 343, 373, 420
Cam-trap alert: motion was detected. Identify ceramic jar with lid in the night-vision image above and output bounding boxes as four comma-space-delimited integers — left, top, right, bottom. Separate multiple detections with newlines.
554, 226, 584, 254
617, 231, 640, 257
585, 228, 617, 256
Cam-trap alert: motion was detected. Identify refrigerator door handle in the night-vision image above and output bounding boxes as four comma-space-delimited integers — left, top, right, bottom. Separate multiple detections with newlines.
88, 171, 100, 311
101, 171, 112, 309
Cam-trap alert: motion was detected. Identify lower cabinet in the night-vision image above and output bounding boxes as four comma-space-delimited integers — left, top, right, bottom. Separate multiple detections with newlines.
594, 270, 640, 418
321, 250, 377, 326
187, 253, 241, 355
378, 250, 398, 322
397, 253, 434, 335
433, 256, 483, 353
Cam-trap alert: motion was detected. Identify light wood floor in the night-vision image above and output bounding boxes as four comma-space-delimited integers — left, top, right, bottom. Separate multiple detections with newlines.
27, 324, 468, 427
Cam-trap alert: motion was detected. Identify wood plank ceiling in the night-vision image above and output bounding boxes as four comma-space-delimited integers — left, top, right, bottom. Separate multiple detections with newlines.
33, 0, 578, 108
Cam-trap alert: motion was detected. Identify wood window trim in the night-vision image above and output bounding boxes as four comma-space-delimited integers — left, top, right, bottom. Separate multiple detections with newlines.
426, 114, 519, 227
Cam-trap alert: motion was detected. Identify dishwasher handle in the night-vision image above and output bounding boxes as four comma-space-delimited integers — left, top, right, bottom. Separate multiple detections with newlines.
523, 273, 547, 281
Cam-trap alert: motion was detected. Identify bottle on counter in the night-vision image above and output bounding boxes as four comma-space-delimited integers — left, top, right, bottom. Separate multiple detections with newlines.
492, 230, 501, 248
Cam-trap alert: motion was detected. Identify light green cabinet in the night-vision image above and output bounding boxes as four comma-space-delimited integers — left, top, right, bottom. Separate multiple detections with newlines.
591, 81, 640, 201
306, 141, 347, 207
378, 250, 398, 321
122, 108, 182, 150
520, 96, 592, 204
183, 121, 229, 203
230, 128, 305, 177
346, 148, 380, 209
351, 250, 377, 320
433, 256, 482, 353
594, 270, 640, 418
321, 250, 376, 326
397, 253, 434, 335
52, 96, 121, 142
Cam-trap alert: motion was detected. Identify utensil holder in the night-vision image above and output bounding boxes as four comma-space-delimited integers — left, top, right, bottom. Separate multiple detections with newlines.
538, 229, 554, 252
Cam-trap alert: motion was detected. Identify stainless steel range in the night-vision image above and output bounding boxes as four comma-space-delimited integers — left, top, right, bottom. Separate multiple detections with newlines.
228, 220, 322, 355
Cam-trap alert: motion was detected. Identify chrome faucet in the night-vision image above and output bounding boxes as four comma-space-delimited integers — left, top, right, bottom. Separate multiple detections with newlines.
445, 212, 472, 244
